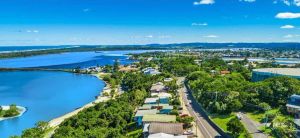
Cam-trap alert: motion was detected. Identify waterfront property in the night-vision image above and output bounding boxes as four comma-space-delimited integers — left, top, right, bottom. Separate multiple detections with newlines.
148, 133, 187, 138
252, 68, 300, 82
145, 98, 159, 104
119, 65, 139, 72
143, 123, 186, 138
138, 104, 173, 114
142, 114, 176, 124
134, 109, 158, 126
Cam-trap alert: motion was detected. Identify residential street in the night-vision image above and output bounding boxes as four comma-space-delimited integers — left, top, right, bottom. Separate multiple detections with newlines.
239, 112, 268, 138
177, 77, 221, 138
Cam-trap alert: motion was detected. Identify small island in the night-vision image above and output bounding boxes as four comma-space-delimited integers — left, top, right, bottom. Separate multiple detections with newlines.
0, 104, 26, 121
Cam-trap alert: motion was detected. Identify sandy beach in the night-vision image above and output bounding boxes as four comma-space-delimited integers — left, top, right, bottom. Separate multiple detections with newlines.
48, 73, 112, 128
0, 106, 27, 121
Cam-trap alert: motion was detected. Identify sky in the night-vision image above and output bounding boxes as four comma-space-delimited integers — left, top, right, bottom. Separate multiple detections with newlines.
0, 0, 299, 46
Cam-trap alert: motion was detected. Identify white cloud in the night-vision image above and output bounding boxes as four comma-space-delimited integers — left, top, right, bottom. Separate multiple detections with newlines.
191, 23, 208, 26
284, 34, 300, 38
276, 0, 300, 6
295, 0, 300, 6
158, 35, 171, 39
203, 35, 218, 38
26, 30, 39, 33
280, 25, 295, 29
284, 34, 294, 38
283, 0, 291, 6
239, 0, 256, 2
194, 0, 215, 5
145, 35, 153, 38
276, 12, 300, 19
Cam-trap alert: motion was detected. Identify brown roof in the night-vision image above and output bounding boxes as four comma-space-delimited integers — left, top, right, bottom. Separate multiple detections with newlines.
149, 123, 184, 135
220, 70, 230, 74
150, 82, 167, 93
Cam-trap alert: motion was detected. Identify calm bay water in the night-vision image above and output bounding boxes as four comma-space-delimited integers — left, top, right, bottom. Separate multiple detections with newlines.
0, 50, 151, 68
0, 50, 154, 137
0, 46, 73, 53
0, 71, 104, 137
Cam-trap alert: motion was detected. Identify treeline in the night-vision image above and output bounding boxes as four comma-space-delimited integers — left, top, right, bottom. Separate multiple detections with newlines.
187, 71, 300, 114
0, 45, 173, 59
186, 57, 300, 137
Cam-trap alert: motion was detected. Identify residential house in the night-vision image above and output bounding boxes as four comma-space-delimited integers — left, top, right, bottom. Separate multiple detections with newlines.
142, 114, 176, 125
148, 133, 187, 138
143, 67, 161, 75
287, 94, 300, 117
145, 98, 159, 104
286, 94, 300, 129
139, 104, 173, 114
144, 123, 187, 138
150, 82, 167, 94
134, 109, 158, 126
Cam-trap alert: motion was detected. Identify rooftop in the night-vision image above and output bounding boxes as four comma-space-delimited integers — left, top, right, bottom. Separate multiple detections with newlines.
151, 82, 166, 93
253, 68, 300, 77
135, 109, 158, 117
149, 123, 184, 135
151, 92, 172, 98
287, 94, 300, 108
148, 133, 187, 138
139, 104, 173, 110
142, 114, 176, 123
145, 98, 159, 104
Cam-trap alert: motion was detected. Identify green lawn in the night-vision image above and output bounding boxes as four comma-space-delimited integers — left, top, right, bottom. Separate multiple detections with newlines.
246, 109, 279, 123
210, 113, 235, 132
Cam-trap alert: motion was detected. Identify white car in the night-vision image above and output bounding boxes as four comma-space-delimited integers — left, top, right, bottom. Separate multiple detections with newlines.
236, 112, 243, 120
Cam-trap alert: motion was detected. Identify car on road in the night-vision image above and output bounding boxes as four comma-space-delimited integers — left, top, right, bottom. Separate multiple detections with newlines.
236, 112, 243, 120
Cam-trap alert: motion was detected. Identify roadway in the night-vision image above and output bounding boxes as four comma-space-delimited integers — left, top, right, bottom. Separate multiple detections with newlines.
177, 77, 222, 138
239, 112, 268, 138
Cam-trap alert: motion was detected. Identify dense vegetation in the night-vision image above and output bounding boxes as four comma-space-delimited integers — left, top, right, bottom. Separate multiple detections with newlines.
186, 58, 299, 137
226, 117, 251, 138
0, 104, 20, 118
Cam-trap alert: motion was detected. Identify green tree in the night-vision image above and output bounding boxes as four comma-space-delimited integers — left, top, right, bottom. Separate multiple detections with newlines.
227, 117, 246, 138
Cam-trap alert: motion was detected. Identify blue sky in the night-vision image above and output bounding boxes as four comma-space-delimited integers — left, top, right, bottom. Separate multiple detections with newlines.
0, 0, 299, 46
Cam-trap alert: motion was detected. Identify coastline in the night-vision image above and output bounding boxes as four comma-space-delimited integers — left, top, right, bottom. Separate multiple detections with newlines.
48, 72, 112, 128
0, 106, 27, 121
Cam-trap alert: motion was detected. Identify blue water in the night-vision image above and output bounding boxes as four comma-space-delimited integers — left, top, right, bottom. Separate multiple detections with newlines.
0, 50, 152, 69
0, 50, 156, 137
0, 71, 104, 138
0, 46, 72, 53
0, 49, 159, 137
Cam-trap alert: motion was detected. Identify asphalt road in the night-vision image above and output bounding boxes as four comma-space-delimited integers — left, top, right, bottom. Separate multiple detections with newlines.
239, 112, 268, 138
177, 77, 221, 138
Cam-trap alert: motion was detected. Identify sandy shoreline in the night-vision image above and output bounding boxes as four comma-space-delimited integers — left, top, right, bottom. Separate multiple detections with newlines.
0, 106, 27, 121
48, 73, 112, 128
